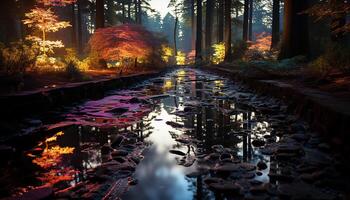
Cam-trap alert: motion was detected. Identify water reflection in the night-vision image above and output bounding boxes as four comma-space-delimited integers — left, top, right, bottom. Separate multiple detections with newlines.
0, 68, 272, 199
123, 69, 271, 199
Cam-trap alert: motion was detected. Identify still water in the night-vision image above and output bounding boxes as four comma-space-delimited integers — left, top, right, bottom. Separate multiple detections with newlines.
1, 68, 273, 199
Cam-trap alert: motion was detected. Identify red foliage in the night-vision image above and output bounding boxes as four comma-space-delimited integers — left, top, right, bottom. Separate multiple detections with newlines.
89, 24, 163, 62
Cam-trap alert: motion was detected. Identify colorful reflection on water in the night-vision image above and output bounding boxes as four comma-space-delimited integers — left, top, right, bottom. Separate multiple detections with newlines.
0, 68, 273, 199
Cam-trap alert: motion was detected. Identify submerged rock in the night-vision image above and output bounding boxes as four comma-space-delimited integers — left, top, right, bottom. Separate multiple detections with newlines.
169, 149, 186, 156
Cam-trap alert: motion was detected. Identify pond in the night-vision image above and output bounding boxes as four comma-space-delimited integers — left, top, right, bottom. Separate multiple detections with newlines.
0, 68, 344, 199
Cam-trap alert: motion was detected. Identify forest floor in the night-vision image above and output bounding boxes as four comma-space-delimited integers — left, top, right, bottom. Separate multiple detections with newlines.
207, 62, 350, 102
0, 68, 159, 96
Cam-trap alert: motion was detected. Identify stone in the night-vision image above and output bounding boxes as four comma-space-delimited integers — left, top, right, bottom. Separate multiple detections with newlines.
219, 153, 232, 161
108, 107, 128, 115
277, 182, 336, 200
111, 135, 124, 148
111, 150, 129, 157
19, 186, 54, 200
208, 182, 242, 194
169, 149, 186, 156
257, 161, 268, 170
101, 144, 113, 155
252, 139, 266, 147
166, 121, 184, 128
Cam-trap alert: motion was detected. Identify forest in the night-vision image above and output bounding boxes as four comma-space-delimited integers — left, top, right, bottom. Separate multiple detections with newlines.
0, 0, 350, 199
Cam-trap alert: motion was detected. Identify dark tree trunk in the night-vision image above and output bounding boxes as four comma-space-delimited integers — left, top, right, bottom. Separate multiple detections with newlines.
174, 16, 179, 57
96, 0, 105, 29
71, 3, 77, 49
191, 0, 196, 50
205, 0, 213, 59
271, 0, 280, 49
279, 0, 309, 59
248, 0, 253, 41
0, 0, 21, 44
128, 2, 131, 20
77, 0, 83, 54
138, 0, 142, 24
195, 0, 203, 63
122, 3, 126, 23
243, 0, 249, 41
134, 0, 138, 23
224, 0, 232, 62
217, 0, 224, 43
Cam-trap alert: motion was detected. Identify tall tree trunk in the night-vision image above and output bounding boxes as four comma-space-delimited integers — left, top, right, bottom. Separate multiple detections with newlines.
224, 0, 232, 62
71, 3, 77, 49
191, 0, 196, 50
217, 0, 224, 43
0, 0, 21, 44
96, 0, 105, 29
174, 16, 178, 57
195, 0, 203, 63
138, 0, 142, 24
279, 0, 309, 59
122, 3, 125, 23
134, 0, 138, 23
248, 0, 253, 41
128, 2, 131, 20
271, 0, 280, 49
77, 0, 83, 54
205, 0, 213, 59
243, 0, 249, 41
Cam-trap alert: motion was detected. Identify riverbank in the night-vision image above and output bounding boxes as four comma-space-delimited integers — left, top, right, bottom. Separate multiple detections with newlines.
204, 64, 350, 155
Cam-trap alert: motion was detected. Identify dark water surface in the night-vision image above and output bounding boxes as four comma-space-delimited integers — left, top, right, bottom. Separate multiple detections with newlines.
0, 68, 345, 199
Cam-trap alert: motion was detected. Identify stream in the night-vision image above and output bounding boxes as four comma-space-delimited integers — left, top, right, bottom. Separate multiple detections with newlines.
0, 68, 346, 199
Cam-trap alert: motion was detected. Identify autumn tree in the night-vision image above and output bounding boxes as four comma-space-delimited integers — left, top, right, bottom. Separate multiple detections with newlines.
306, 0, 350, 42
89, 24, 163, 63
23, 7, 71, 56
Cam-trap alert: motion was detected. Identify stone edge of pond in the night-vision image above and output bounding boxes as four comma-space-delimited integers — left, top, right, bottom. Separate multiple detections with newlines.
204, 65, 350, 155
0, 68, 176, 118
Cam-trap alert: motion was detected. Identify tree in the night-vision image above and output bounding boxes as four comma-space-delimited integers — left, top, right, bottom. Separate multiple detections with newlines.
217, 0, 224, 43
224, 0, 232, 62
89, 24, 163, 62
279, 0, 309, 59
248, 0, 253, 41
96, 0, 105, 28
306, 0, 350, 42
243, 0, 249, 41
205, 0, 214, 59
168, 0, 182, 57
23, 7, 71, 56
195, 0, 202, 63
271, 0, 280, 49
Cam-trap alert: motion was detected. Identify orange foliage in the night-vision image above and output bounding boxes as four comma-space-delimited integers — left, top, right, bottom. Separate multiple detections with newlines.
249, 32, 272, 52
37, 0, 76, 6
89, 24, 163, 62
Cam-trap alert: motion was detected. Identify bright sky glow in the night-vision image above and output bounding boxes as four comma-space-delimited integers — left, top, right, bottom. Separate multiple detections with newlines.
149, 0, 171, 18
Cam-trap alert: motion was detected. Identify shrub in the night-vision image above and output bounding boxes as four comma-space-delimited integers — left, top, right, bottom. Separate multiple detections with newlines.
308, 43, 350, 76
0, 42, 38, 74
211, 42, 225, 64
65, 61, 82, 80
232, 40, 248, 60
